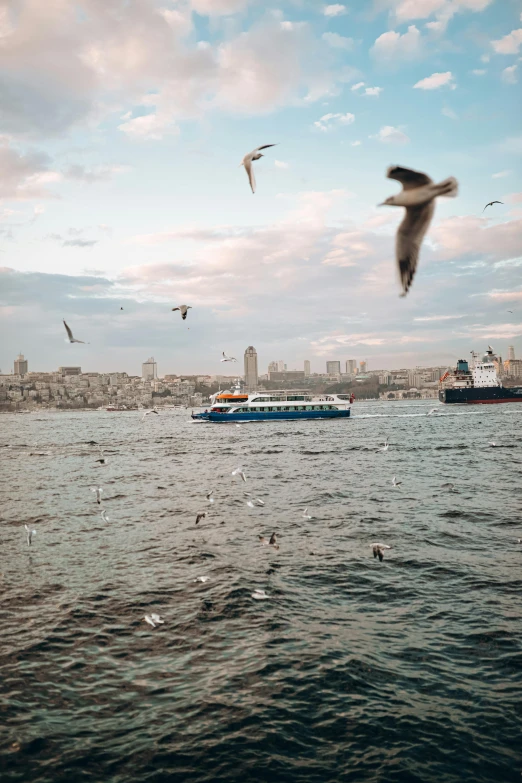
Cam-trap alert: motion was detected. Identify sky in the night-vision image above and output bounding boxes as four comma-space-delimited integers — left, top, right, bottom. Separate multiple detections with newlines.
1, 0, 521, 377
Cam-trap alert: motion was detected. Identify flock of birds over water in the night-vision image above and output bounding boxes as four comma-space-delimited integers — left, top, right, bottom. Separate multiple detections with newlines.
22, 144, 513, 624
58, 145, 507, 347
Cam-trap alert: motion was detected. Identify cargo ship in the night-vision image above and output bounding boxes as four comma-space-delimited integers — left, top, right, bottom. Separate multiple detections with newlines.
439, 347, 522, 404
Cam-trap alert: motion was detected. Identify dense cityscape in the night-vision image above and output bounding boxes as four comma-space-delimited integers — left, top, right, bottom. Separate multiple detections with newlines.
1, 345, 521, 412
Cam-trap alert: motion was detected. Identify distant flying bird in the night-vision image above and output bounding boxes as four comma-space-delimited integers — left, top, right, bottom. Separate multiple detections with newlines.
206, 490, 214, 504
144, 613, 164, 628
195, 512, 207, 525
302, 508, 312, 520
392, 476, 402, 487
101, 510, 110, 522
377, 438, 389, 452
251, 589, 269, 600
259, 532, 279, 549
482, 201, 503, 212
172, 305, 192, 320
24, 524, 36, 546
232, 466, 246, 482
91, 486, 103, 504
380, 166, 458, 296
63, 319, 88, 344
245, 493, 264, 506
120, 307, 124, 310
142, 409, 159, 421
246, 500, 255, 508
371, 542, 391, 562
508, 310, 513, 314
427, 408, 439, 416
241, 144, 277, 194
221, 352, 237, 362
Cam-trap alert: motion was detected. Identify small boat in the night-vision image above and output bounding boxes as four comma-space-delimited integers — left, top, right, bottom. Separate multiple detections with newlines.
192, 391, 354, 422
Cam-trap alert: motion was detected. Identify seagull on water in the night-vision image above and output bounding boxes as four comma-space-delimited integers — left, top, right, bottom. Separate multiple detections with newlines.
392, 476, 402, 487
206, 490, 214, 504
171, 305, 192, 320
232, 466, 247, 482
196, 512, 207, 525
251, 589, 269, 600
371, 543, 391, 562
489, 441, 497, 447
101, 510, 110, 522
194, 576, 209, 583
302, 508, 312, 520
379, 166, 458, 296
441, 482, 455, 491
241, 144, 277, 194
63, 319, 89, 344
142, 409, 159, 421
91, 486, 103, 504
482, 201, 503, 212
144, 613, 164, 628
95, 447, 107, 465
259, 532, 279, 549
221, 352, 237, 362
24, 524, 36, 546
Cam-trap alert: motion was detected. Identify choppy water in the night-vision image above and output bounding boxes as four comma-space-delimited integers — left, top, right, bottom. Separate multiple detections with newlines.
1, 401, 522, 783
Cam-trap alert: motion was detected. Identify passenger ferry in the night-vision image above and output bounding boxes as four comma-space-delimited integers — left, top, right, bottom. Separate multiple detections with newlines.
192, 391, 354, 422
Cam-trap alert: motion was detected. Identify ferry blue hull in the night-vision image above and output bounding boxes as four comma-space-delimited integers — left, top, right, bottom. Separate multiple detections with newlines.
193, 410, 351, 422
439, 387, 522, 404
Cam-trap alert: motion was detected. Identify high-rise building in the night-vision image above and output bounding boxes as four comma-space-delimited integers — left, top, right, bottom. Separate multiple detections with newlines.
14, 353, 28, 375
244, 346, 258, 390
268, 361, 278, 373
360, 360, 367, 373
142, 357, 157, 381
326, 361, 341, 375
346, 359, 357, 375
304, 360, 311, 376
508, 346, 515, 361
277, 360, 285, 372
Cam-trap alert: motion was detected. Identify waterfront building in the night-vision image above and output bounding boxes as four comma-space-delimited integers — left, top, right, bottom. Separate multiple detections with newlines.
360, 360, 367, 373
142, 357, 157, 381
244, 346, 258, 391
304, 360, 311, 377
346, 360, 357, 375
508, 346, 515, 361
326, 361, 341, 375
14, 354, 28, 375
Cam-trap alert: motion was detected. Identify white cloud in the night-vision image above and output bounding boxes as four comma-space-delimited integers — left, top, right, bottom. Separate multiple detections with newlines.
371, 125, 410, 144
387, 0, 494, 31
314, 112, 355, 132
492, 170, 510, 179
274, 160, 289, 169
502, 64, 518, 84
441, 106, 457, 119
0, 139, 62, 201
371, 25, 422, 62
351, 82, 365, 91
322, 32, 354, 49
189, 0, 251, 15
413, 71, 454, 89
414, 314, 465, 322
492, 28, 522, 55
471, 69, 486, 75
364, 86, 383, 96
351, 140, 362, 146
323, 4, 347, 16
481, 53, 490, 63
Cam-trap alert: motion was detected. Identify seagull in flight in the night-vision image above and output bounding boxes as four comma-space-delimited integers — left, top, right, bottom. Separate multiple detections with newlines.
172, 305, 192, 320
221, 352, 237, 362
482, 201, 503, 212
142, 409, 159, 421
63, 319, 89, 344
195, 512, 207, 525
392, 476, 402, 487
251, 589, 269, 600
245, 493, 264, 506
377, 438, 389, 452
302, 508, 312, 520
427, 408, 439, 416
259, 532, 279, 549
371, 543, 391, 562
91, 486, 103, 504
24, 524, 36, 546
379, 166, 458, 296
101, 510, 110, 522
144, 613, 164, 628
241, 144, 277, 194
194, 576, 210, 583
206, 490, 214, 504
232, 466, 246, 482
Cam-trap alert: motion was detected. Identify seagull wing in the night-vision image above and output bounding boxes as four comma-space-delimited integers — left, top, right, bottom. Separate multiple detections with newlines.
63, 319, 74, 341
269, 532, 277, 545
172, 307, 180, 312
387, 166, 433, 191
255, 144, 277, 152
244, 158, 256, 194
396, 201, 435, 295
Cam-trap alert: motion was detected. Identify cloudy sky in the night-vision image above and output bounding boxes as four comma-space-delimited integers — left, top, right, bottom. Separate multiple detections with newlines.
1, 0, 521, 376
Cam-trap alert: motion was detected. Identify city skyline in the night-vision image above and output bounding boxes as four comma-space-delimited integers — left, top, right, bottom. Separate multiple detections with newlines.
0, 3, 521, 372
